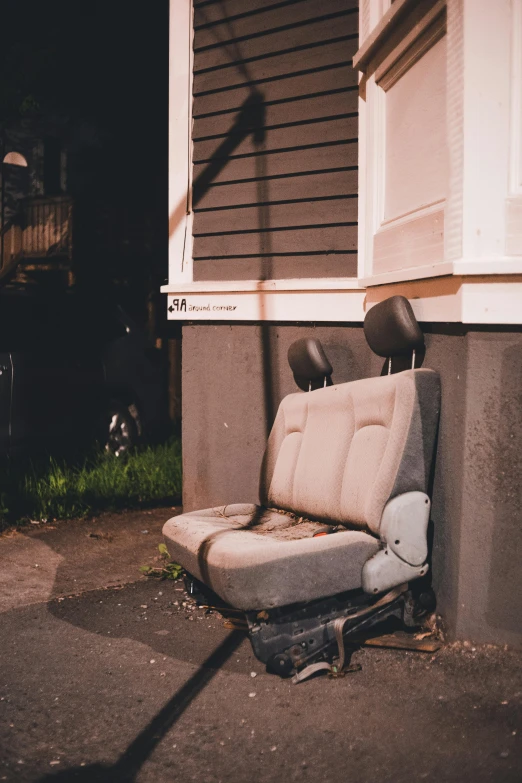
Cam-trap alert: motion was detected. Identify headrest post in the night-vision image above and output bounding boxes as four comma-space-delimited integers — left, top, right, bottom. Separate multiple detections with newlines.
323, 376, 327, 388
308, 380, 312, 392
387, 357, 392, 375
411, 349, 416, 370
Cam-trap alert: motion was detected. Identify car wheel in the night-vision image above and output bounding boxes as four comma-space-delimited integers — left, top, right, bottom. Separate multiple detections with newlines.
104, 402, 139, 457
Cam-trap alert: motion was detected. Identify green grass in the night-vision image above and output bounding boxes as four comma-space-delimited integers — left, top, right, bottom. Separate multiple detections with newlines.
0, 439, 182, 527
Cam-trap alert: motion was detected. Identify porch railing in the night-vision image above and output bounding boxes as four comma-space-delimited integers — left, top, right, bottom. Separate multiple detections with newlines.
1, 195, 73, 266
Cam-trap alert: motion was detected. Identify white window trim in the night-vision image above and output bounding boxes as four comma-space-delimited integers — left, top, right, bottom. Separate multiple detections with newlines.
356, 0, 522, 288
168, 0, 194, 284
505, 0, 522, 255
163, 275, 522, 324
161, 277, 362, 293
356, 1, 449, 284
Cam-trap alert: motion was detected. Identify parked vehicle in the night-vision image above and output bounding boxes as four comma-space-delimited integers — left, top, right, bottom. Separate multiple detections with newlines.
0, 286, 168, 460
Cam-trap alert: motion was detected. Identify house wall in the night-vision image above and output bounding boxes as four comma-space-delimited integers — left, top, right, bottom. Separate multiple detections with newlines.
191, 0, 359, 282
171, 0, 522, 649
182, 322, 522, 648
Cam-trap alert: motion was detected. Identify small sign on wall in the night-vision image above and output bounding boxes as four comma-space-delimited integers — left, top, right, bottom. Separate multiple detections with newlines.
166, 290, 366, 322
167, 295, 243, 318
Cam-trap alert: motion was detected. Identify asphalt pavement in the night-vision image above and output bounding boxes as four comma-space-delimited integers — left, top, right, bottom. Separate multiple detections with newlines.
0, 510, 521, 783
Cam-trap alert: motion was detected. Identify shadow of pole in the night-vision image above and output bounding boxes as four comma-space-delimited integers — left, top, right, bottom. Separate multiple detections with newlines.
168, 90, 266, 248
255, 139, 278, 437
167, 5, 276, 438
168, 88, 275, 436
192, 91, 265, 210
196, 504, 272, 586
169, 2, 260, 240
36, 15, 275, 780
35, 631, 245, 783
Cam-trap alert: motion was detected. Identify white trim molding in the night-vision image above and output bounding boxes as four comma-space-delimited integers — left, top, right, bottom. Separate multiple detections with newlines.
162, 278, 366, 322
164, 276, 522, 325
357, 1, 449, 286
359, 260, 453, 288
354, 0, 418, 71
374, 0, 446, 91
165, 286, 366, 323
510, 0, 522, 197
161, 278, 363, 294
505, 200, 522, 257
505, 0, 522, 257
168, 0, 194, 284
373, 203, 445, 276
365, 276, 522, 325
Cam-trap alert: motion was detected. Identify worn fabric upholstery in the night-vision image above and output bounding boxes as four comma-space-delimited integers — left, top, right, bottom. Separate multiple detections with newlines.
163, 369, 440, 609
163, 504, 380, 610
260, 370, 440, 535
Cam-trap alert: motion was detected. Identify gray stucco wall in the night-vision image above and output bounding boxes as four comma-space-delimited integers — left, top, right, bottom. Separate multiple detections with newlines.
181, 323, 522, 648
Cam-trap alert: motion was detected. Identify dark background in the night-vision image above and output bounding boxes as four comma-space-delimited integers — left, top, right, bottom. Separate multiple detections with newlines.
0, 0, 169, 330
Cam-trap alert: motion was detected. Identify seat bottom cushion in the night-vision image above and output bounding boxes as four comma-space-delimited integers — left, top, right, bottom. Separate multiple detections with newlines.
162, 504, 380, 610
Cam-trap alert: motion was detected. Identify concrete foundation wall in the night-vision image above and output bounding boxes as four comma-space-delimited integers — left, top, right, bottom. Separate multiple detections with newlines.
181, 323, 522, 648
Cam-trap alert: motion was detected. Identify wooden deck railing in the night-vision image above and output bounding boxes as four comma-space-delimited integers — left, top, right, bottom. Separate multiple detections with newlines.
1, 195, 73, 266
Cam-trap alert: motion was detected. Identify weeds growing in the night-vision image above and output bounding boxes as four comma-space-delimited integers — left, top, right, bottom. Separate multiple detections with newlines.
140, 543, 183, 580
0, 439, 182, 527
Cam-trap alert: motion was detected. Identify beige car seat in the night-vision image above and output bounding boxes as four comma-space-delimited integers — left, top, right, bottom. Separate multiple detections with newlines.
163, 296, 440, 678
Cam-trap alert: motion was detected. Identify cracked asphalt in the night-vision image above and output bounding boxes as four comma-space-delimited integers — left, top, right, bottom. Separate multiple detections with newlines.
0, 510, 521, 783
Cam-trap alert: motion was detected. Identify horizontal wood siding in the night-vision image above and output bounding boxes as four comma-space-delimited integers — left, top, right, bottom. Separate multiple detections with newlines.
192, 0, 359, 281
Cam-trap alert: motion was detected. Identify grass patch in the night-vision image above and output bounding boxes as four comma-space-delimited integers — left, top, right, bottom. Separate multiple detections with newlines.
0, 438, 182, 527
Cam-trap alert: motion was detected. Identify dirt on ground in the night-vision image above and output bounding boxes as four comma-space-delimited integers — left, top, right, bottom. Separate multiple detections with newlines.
0, 507, 179, 613
0, 508, 521, 783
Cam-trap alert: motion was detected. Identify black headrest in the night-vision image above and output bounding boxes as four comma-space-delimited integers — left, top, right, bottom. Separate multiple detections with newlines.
364, 296, 424, 358
288, 338, 333, 391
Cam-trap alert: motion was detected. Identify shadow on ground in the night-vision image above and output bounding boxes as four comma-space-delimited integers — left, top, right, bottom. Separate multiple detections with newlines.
35, 631, 244, 783
1, 550, 521, 783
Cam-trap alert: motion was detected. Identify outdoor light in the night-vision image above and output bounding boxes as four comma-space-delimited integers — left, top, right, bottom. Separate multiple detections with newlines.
1, 149, 29, 266
2, 151, 28, 167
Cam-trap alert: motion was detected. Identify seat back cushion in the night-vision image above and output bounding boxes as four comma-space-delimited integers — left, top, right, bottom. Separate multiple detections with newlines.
259, 369, 440, 535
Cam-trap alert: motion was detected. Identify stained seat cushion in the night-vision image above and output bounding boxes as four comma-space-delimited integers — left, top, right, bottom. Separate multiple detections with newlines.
162, 504, 380, 610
